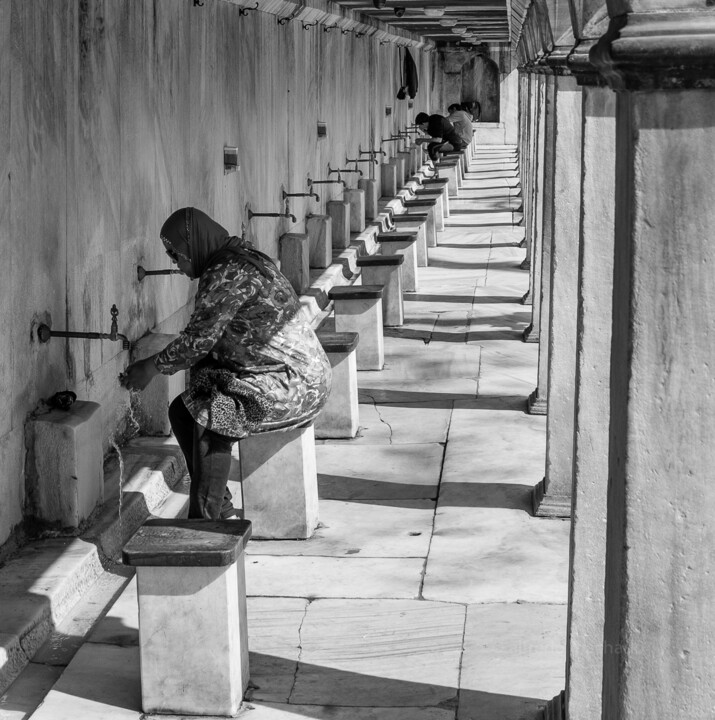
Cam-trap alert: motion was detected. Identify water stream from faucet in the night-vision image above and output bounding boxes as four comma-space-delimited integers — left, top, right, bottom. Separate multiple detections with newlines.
110, 391, 142, 536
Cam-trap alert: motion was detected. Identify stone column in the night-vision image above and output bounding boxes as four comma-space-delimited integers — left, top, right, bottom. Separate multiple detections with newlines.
532, 65, 583, 518
591, 13, 715, 718
526, 71, 557, 413
564, 53, 617, 720
522, 70, 547, 311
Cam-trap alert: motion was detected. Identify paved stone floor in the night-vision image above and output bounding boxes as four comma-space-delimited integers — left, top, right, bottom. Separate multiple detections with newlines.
1, 146, 569, 720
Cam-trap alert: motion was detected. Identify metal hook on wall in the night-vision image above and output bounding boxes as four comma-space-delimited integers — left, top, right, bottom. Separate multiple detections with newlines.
354, 30, 366, 38
302, 20, 318, 29
277, 15, 291, 25
193, 0, 204, 6
341, 28, 350, 34
323, 24, 338, 32
238, 2, 258, 16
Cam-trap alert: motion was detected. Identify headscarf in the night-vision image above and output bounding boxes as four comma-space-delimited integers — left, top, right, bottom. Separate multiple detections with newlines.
160, 207, 274, 279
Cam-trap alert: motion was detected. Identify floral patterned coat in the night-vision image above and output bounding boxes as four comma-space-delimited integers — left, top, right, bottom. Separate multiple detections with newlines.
155, 255, 331, 438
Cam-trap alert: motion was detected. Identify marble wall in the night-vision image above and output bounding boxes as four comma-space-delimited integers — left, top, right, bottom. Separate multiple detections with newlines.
0, 0, 433, 546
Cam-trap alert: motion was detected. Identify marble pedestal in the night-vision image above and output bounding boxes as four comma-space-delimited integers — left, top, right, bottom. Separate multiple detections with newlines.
357, 254, 405, 326
30, 400, 104, 527
376, 233, 418, 292
380, 163, 398, 198
413, 190, 444, 231
122, 519, 252, 717
343, 188, 366, 233
392, 156, 407, 188
315, 331, 360, 439
279, 233, 310, 294
437, 161, 460, 196
397, 151, 411, 181
358, 178, 379, 220
306, 215, 332, 269
405, 199, 438, 247
328, 285, 384, 370
391, 214, 429, 267
239, 424, 319, 539
327, 200, 351, 250
131, 332, 185, 435
421, 178, 450, 217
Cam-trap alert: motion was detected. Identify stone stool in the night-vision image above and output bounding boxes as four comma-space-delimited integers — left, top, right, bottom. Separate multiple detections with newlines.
239, 423, 319, 539
357, 254, 405, 327
435, 159, 460, 197
391, 214, 429, 267
315, 331, 360, 439
279, 233, 310, 294
419, 177, 450, 217
404, 198, 438, 248
358, 178, 379, 221
328, 285, 384, 370
381, 162, 398, 198
411, 189, 445, 231
376, 233, 418, 292
327, 200, 351, 250
344, 188, 366, 233
306, 214, 332, 269
123, 518, 252, 717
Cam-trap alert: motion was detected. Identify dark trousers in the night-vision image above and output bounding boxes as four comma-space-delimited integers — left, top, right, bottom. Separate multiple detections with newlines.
168, 396, 240, 520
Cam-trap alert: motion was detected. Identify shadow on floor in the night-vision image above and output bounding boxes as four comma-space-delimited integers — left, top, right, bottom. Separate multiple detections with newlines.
248, 653, 549, 720
428, 258, 525, 271
319, 475, 535, 513
357, 390, 530, 410
383, 327, 525, 343
404, 293, 522, 304
435, 242, 521, 249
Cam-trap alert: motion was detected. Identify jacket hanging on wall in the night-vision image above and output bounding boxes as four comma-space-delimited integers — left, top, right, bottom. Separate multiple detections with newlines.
396, 48, 419, 100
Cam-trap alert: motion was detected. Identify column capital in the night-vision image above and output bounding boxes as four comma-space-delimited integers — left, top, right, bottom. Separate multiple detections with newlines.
590, 11, 715, 90
569, 39, 608, 87
544, 44, 575, 76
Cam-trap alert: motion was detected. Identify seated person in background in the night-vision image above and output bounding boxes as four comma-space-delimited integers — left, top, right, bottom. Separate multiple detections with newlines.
466, 100, 481, 122
415, 112, 467, 162
121, 207, 332, 520
447, 103, 475, 147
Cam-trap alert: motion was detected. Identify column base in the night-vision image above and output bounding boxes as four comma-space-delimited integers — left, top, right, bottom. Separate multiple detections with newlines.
532, 478, 571, 518
522, 324, 539, 343
519, 256, 531, 271
519, 237, 527, 248
541, 690, 565, 720
520, 290, 532, 305
526, 388, 547, 415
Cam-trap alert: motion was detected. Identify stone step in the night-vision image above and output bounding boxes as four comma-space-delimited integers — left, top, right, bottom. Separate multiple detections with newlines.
0, 437, 188, 696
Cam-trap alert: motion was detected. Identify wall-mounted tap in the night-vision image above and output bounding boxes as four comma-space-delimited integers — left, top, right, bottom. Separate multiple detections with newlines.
282, 189, 320, 202
37, 305, 131, 350
136, 265, 183, 281
360, 148, 386, 158
346, 155, 378, 166
380, 137, 403, 144
328, 163, 362, 177
308, 177, 347, 189
247, 207, 297, 224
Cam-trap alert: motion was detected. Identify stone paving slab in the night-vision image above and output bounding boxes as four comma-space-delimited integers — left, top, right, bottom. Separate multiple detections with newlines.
247, 499, 434, 557
316, 443, 443, 500
0, 662, 63, 720
458, 603, 566, 720
291, 599, 465, 707
423, 504, 569, 604
28, 643, 141, 720
148, 705, 455, 719
246, 597, 308, 703
318, 400, 452, 445
246, 556, 424, 599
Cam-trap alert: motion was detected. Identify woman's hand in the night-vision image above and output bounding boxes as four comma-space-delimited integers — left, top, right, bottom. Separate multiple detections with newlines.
120, 356, 161, 391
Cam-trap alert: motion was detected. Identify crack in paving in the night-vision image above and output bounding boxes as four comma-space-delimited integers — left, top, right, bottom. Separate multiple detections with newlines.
287, 598, 311, 704
362, 392, 394, 444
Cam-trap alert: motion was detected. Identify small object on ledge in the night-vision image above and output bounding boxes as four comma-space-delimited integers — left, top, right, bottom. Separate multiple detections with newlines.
46, 391, 77, 411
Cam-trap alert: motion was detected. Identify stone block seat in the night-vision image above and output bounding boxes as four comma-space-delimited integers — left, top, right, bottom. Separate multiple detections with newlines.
122, 518, 252, 717
315, 331, 360, 439
357, 254, 405, 327
390, 212, 430, 266
376, 232, 419, 292
434, 157, 461, 196
419, 177, 450, 217
402, 197, 440, 245
328, 285, 384, 370
238, 422, 319, 540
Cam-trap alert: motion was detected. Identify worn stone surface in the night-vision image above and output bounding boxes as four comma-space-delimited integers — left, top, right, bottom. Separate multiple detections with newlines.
306, 215, 333, 269
247, 499, 434, 557
231, 704, 455, 719
333, 296, 384, 371
292, 599, 465, 706
28, 643, 141, 720
279, 233, 311, 295
314, 349, 359, 439
327, 201, 352, 250
316, 443, 443, 500
459, 604, 566, 720
245, 556, 424, 599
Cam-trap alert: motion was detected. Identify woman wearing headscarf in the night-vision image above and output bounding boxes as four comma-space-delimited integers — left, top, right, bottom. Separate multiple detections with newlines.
121, 207, 332, 520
